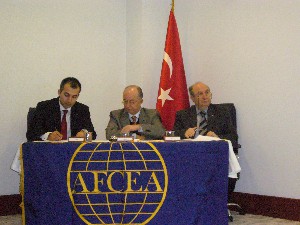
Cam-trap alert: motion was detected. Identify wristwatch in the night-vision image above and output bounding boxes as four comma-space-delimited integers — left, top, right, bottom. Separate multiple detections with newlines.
81, 129, 88, 134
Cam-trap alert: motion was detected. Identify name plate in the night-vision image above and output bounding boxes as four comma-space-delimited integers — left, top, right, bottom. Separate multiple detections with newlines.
68, 137, 84, 142
164, 136, 181, 141
117, 137, 134, 142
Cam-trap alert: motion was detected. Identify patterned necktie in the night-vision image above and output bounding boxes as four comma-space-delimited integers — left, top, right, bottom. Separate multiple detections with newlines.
61, 110, 68, 140
131, 116, 137, 125
198, 111, 208, 135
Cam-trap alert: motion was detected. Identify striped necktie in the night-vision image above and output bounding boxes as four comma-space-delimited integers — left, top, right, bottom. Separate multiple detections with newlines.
198, 111, 208, 135
131, 116, 137, 125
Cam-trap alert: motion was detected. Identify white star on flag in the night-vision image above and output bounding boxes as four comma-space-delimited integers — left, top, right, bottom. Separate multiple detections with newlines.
158, 88, 174, 107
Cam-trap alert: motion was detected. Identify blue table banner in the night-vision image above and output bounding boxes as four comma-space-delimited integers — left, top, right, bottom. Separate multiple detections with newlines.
21, 141, 229, 225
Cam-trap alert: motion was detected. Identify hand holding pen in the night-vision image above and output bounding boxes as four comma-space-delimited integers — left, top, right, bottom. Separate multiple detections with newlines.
184, 127, 198, 139
47, 129, 63, 141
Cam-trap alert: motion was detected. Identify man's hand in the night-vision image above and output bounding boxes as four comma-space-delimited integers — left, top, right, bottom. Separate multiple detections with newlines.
75, 130, 86, 138
136, 134, 145, 140
206, 131, 219, 138
48, 131, 63, 141
121, 124, 141, 134
184, 127, 197, 139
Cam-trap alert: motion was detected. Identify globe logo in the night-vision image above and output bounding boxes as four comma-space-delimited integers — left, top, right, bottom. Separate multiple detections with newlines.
67, 142, 168, 225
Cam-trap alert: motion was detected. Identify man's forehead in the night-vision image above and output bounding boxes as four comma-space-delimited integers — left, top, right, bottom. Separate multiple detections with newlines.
62, 86, 80, 96
123, 89, 138, 98
194, 84, 210, 92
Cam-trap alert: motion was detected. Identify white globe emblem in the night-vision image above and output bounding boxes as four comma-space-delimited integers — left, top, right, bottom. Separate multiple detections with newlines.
67, 142, 168, 224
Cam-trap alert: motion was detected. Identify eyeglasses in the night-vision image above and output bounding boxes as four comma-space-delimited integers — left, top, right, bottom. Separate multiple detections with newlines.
122, 99, 139, 105
194, 90, 211, 98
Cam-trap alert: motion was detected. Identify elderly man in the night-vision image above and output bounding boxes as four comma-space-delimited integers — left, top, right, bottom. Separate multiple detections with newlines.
105, 85, 165, 140
174, 82, 239, 205
173, 82, 237, 146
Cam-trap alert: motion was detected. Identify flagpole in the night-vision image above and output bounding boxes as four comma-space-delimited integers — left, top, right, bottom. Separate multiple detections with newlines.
171, 0, 174, 12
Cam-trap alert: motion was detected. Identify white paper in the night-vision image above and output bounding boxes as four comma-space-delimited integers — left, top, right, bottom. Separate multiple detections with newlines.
11, 146, 21, 174
193, 135, 241, 178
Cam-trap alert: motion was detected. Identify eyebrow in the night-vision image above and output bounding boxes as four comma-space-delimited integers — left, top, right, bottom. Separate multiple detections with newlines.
64, 92, 79, 98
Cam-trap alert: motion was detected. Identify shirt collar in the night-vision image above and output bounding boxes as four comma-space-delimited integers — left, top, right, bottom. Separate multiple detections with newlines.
196, 107, 207, 115
129, 111, 141, 120
59, 101, 71, 113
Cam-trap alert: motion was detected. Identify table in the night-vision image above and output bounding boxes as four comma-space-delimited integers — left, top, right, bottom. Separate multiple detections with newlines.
21, 140, 229, 225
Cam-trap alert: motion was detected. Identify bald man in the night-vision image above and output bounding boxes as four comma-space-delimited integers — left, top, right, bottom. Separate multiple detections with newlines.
105, 85, 165, 140
173, 82, 237, 146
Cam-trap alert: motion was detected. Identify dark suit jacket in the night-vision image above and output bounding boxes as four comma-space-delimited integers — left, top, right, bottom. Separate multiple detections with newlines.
26, 98, 97, 141
105, 108, 165, 140
173, 104, 238, 146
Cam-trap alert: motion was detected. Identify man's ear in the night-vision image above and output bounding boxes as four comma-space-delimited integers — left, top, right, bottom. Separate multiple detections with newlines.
58, 89, 61, 95
190, 95, 195, 103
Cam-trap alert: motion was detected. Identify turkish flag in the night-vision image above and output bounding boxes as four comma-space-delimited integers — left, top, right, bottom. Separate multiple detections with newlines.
156, 10, 190, 130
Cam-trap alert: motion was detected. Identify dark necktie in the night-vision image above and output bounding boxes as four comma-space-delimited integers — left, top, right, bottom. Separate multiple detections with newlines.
131, 116, 137, 125
61, 110, 68, 140
198, 111, 208, 135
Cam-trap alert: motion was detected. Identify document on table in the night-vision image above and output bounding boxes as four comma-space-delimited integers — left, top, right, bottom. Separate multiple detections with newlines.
192, 135, 241, 178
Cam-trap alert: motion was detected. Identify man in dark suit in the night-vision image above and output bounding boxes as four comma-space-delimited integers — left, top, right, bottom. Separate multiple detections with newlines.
174, 82, 239, 204
26, 77, 97, 141
105, 85, 165, 140
174, 82, 237, 146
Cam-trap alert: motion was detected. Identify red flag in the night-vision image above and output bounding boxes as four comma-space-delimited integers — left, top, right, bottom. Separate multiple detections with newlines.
156, 10, 190, 130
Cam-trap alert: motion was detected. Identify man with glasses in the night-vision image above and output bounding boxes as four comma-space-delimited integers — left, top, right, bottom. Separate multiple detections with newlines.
173, 82, 237, 145
105, 85, 165, 140
174, 82, 239, 206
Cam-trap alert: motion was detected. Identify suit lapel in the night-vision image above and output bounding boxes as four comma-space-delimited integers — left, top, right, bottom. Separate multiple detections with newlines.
139, 108, 147, 124
207, 104, 217, 130
70, 103, 78, 122
188, 106, 197, 127
53, 98, 62, 131
120, 110, 130, 127
207, 104, 215, 122
70, 102, 81, 135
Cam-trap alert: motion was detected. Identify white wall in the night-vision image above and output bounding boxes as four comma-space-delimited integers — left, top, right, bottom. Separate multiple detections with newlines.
126, 0, 300, 199
1, 1, 299, 200
0, 0, 126, 195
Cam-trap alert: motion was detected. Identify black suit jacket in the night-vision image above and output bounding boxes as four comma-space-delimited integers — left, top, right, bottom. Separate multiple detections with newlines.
26, 98, 97, 141
173, 104, 238, 146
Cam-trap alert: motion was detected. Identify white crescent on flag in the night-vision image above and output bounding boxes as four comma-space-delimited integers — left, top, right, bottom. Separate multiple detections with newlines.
164, 51, 173, 78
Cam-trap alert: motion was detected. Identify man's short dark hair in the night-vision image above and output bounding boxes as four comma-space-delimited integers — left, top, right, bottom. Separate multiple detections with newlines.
60, 77, 81, 92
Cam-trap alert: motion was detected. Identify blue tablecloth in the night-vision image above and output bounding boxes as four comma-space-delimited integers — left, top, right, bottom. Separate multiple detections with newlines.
21, 141, 229, 225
